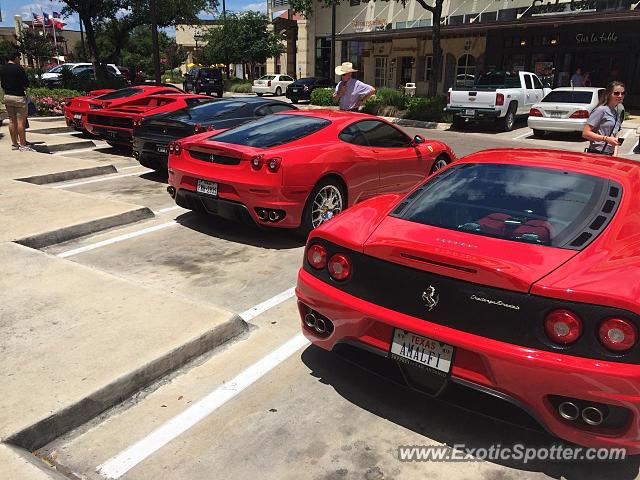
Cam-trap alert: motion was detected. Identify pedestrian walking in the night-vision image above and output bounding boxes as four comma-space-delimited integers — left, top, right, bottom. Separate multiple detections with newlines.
0, 48, 34, 152
582, 81, 625, 156
570, 68, 584, 87
332, 62, 375, 112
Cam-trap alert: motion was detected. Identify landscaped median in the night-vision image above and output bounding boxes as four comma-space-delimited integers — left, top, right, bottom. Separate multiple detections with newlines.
310, 87, 452, 128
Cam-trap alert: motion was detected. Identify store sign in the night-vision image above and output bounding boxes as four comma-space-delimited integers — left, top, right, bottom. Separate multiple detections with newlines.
576, 32, 619, 44
529, 0, 597, 16
351, 19, 386, 31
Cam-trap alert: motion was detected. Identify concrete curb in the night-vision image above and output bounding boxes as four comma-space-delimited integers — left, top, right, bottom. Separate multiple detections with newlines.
393, 118, 451, 130
17, 165, 117, 185
38, 141, 96, 154
5, 314, 249, 451
15, 207, 154, 249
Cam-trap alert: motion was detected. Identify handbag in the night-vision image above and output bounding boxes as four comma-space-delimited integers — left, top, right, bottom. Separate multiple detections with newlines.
584, 107, 623, 156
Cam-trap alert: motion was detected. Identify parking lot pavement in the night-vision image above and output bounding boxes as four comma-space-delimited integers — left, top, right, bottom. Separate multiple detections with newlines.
7, 114, 640, 479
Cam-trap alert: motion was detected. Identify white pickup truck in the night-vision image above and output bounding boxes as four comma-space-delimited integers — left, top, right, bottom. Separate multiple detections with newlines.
446, 71, 551, 131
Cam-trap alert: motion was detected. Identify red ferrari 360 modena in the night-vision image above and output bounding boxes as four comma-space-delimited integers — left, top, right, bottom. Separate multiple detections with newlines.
166, 110, 455, 233
297, 149, 640, 453
64, 85, 183, 132
85, 93, 212, 148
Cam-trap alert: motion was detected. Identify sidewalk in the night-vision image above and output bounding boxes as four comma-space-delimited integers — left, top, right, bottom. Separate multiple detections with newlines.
0, 120, 247, 479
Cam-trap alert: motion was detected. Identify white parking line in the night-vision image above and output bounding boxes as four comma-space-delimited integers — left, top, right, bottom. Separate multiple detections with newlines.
512, 130, 533, 141
153, 205, 182, 215
240, 287, 296, 321
119, 165, 145, 171
37, 131, 85, 137
97, 331, 309, 479
57, 221, 178, 258
52, 170, 151, 188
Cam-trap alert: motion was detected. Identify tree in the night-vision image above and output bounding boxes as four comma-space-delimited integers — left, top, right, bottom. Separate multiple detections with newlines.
16, 30, 53, 67
200, 11, 284, 79
0, 39, 14, 63
288, 0, 445, 97
60, 0, 219, 78
163, 40, 188, 70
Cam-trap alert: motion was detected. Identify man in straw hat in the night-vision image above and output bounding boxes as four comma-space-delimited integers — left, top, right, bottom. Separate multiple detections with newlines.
333, 62, 375, 112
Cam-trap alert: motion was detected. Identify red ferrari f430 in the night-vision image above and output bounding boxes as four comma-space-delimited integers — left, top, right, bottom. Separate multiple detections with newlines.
167, 110, 455, 233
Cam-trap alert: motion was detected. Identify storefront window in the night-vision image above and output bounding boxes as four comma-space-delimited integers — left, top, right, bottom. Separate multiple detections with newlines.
400, 56, 414, 85
315, 38, 331, 79
375, 57, 388, 87
456, 54, 475, 86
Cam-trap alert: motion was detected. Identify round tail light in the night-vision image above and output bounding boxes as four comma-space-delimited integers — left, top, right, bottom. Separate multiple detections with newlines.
328, 253, 352, 281
544, 309, 582, 345
307, 244, 327, 270
251, 155, 263, 170
599, 318, 637, 352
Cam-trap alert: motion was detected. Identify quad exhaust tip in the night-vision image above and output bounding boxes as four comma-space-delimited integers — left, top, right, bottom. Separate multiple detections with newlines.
167, 186, 176, 198
558, 402, 579, 421
581, 406, 604, 426
302, 309, 333, 336
558, 401, 604, 426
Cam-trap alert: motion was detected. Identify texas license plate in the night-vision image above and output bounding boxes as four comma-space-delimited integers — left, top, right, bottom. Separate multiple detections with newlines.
389, 329, 454, 375
197, 179, 218, 196
74, 114, 82, 120
292, 89, 299, 93
157, 145, 167, 154
550, 112, 562, 118
464, 109, 475, 116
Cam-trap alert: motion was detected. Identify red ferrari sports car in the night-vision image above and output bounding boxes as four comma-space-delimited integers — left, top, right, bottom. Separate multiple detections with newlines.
166, 110, 455, 233
64, 85, 183, 132
297, 149, 640, 453
85, 93, 212, 148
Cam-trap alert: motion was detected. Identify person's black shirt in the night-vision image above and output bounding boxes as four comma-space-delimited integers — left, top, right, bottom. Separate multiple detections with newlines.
0, 62, 29, 97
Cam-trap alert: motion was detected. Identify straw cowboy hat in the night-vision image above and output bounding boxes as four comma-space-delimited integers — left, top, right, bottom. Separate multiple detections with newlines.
335, 62, 358, 75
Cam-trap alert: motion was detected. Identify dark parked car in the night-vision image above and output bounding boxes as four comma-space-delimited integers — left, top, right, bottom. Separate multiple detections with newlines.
183, 67, 224, 97
43, 65, 122, 88
133, 97, 297, 171
285, 77, 334, 104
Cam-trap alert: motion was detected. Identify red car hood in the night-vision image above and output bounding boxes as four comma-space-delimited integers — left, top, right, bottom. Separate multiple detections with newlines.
362, 216, 578, 293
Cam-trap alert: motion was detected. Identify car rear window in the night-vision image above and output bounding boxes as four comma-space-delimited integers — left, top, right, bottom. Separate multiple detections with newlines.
168, 101, 245, 122
542, 91, 595, 104
260, 75, 276, 80
474, 72, 521, 88
210, 115, 330, 148
200, 68, 222, 79
393, 163, 620, 249
98, 88, 142, 100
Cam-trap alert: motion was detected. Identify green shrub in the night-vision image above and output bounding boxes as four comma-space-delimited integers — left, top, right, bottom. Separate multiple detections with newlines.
28, 87, 83, 116
230, 82, 252, 93
26, 68, 44, 88
163, 68, 184, 83
375, 87, 407, 109
404, 96, 448, 122
310, 88, 334, 106
361, 96, 382, 115
224, 77, 249, 91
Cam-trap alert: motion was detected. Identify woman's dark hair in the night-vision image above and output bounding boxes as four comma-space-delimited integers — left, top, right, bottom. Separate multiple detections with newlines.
601, 80, 625, 106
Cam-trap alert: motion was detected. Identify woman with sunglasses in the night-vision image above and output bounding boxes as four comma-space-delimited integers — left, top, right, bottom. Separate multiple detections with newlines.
582, 81, 625, 156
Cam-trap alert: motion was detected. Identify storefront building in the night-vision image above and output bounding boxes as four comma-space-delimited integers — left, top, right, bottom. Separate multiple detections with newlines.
270, 0, 640, 106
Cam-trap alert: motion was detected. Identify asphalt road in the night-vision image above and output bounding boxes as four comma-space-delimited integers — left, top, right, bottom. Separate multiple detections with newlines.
27, 118, 640, 480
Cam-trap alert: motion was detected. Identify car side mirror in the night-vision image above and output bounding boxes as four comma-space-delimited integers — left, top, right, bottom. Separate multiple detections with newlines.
411, 134, 426, 146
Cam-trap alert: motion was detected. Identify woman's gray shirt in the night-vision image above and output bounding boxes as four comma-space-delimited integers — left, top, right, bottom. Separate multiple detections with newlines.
587, 105, 624, 154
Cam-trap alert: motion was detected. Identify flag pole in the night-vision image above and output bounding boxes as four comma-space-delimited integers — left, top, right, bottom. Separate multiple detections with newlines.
52, 17, 59, 64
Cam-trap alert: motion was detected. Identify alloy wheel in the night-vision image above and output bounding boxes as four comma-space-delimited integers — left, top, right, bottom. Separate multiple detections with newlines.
311, 185, 344, 228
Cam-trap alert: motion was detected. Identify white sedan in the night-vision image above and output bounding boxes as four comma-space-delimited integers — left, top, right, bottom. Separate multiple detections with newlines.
528, 87, 605, 136
252, 74, 294, 97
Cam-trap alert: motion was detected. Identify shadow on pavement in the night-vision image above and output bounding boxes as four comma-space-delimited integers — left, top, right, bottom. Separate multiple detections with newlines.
175, 211, 305, 250
301, 344, 640, 480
